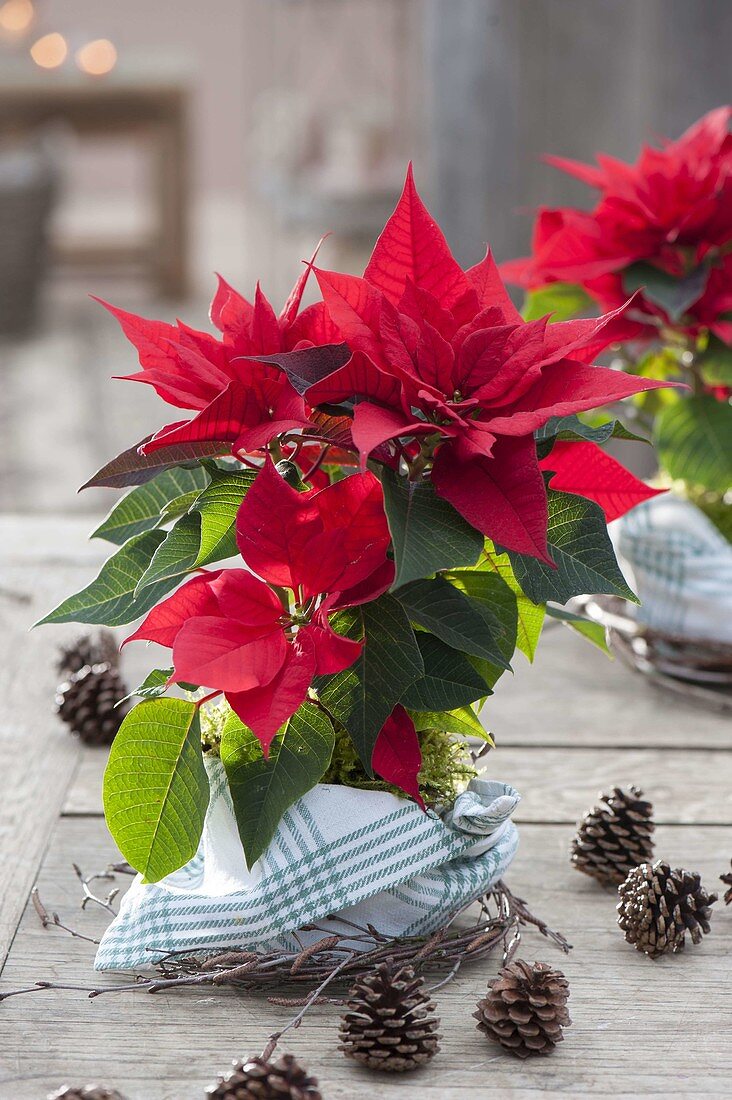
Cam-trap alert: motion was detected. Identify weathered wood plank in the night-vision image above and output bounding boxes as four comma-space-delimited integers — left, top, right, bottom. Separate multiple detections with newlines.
63, 741, 732, 826
0, 565, 96, 969
0, 818, 729, 1099
486, 625, 731, 749
499, 746, 732, 825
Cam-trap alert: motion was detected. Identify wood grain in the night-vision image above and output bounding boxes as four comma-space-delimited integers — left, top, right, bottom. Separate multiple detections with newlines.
62, 742, 732, 827
0, 818, 729, 1099
0, 565, 90, 968
2, 532, 731, 1097
487, 624, 732, 749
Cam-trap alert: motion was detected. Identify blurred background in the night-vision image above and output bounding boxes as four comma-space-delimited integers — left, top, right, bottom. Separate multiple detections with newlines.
0, 0, 730, 518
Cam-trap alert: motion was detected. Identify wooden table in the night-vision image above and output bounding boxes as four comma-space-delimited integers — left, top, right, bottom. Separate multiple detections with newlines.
1, 516, 730, 1099
0, 69, 189, 298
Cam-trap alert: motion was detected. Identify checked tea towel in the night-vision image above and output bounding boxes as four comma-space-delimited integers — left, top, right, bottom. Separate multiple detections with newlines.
613, 494, 732, 644
95, 763, 520, 970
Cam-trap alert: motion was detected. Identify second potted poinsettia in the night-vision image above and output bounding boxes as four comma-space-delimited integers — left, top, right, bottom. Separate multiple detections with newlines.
42, 166, 672, 968
504, 106, 732, 676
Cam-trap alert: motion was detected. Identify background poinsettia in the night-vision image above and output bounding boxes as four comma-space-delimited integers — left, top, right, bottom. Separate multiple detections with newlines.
502, 107, 732, 500
502, 107, 732, 344
42, 164, 671, 878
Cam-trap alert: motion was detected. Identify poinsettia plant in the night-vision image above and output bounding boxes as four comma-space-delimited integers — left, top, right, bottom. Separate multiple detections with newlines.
42, 166, 672, 879
503, 106, 732, 504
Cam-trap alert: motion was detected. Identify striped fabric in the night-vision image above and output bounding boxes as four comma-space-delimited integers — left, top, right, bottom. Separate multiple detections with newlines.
95, 763, 520, 971
614, 495, 732, 643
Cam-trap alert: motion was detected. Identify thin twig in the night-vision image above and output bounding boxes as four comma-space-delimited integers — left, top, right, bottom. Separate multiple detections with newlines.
107, 862, 136, 876
31, 888, 50, 927
260, 951, 357, 1062
501, 883, 572, 954
72, 863, 120, 916
50, 913, 100, 946
31, 887, 100, 945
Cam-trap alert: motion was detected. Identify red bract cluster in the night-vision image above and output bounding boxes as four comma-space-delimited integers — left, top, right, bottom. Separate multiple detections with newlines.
502, 107, 732, 343
125, 461, 392, 749
97, 252, 340, 459
286, 167, 668, 560
98, 165, 671, 567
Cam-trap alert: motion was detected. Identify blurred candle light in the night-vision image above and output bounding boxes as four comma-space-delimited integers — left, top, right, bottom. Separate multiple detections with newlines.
0, 0, 34, 37
75, 38, 117, 77
30, 31, 67, 68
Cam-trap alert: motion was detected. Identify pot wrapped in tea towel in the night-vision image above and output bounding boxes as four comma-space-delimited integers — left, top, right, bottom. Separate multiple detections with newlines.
95, 761, 520, 970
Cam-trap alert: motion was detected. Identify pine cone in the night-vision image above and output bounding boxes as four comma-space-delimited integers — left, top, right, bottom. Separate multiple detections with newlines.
339, 961, 441, 1072
55, 663, 128, 745
721, 861, 732, 905
206, 1054, 321, 1098
474, 959, 571, 1059
47, 1087, 126, 1100
571, 785, 654, 886
617, 860, 718, 958
56, 630, 119, 676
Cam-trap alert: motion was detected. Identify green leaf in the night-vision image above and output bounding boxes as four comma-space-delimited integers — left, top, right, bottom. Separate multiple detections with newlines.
103, 699, 209, 883
521, 282, 594, 322
118, 667, 175, 705
192, 468, 256, 566
564, 618, 611, 654
507, 490, 638, 605
37, 530, 180, 627
81, 436, 228, 490
91, 467, 210, 545
400, 634, 489, 711
315, 594, 423, 772
160, 490, 204, 521
535, 414, 648, 448
656, 395, 732, 493
546, 604, 611, 655
381, 469, 483, 589
624, 262, 709, 322
116, 668, 199, 706
135, 512, 202, 594
221, 702, 335, 868
481, 546, 545, 661
395, 576, 512, 669
410, 705, 492, 743
699, 335, 732, 386
630, 348, 685, 417
442, 570, 519, 664
433, 566, 521, 691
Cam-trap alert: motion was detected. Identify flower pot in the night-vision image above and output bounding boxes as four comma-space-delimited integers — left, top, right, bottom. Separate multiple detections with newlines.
95, 760, 520, 971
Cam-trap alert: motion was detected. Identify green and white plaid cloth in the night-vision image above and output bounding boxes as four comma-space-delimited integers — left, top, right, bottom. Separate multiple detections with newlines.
614, 495, 732, 643
95, 761, 520, 971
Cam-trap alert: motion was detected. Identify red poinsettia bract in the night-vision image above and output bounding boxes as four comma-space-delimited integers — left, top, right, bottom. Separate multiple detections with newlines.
294, 166, 669, 561
502, 107, 732, 342
96, 255, 340, 460
124, 462, 393, 751
540, 441, 664, 523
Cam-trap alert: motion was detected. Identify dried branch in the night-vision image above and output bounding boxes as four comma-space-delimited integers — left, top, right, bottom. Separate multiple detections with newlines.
5, 880, 570, 1014
260, 950, 357, 1062
106, 861, 136, 876
30, 888, 100, 945
31, 888, 50, 927
72, 863, 120, 915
